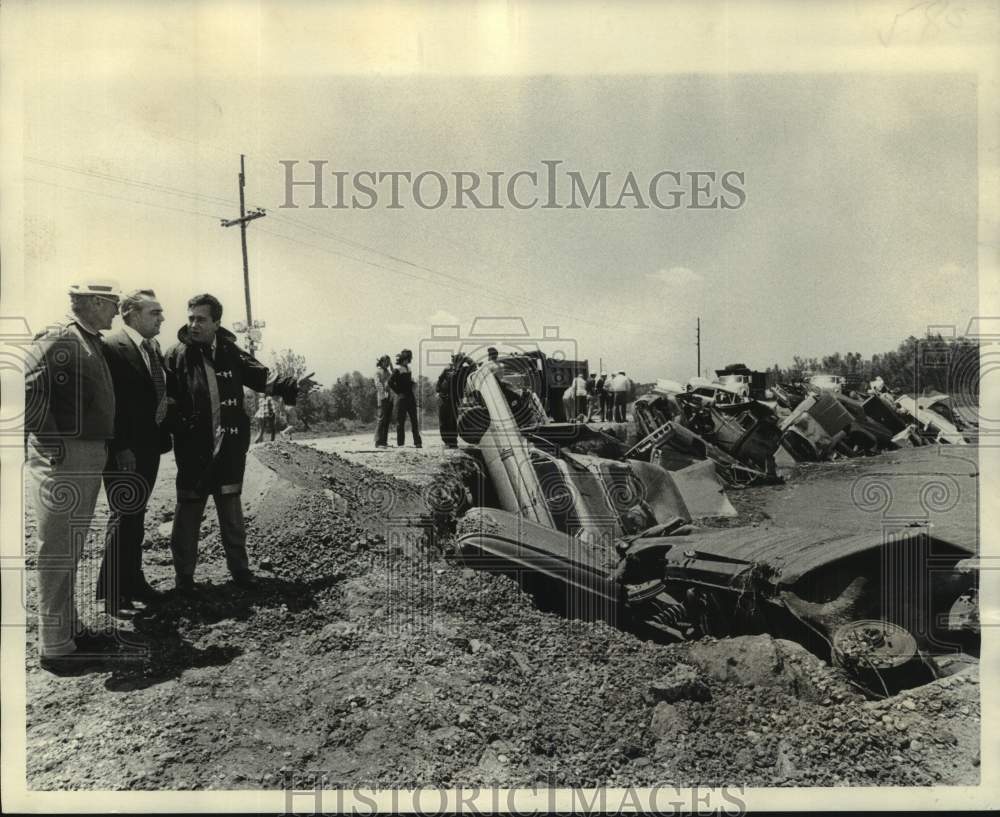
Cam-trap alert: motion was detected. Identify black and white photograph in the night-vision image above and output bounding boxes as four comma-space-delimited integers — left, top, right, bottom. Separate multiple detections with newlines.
1, 1, 997, 812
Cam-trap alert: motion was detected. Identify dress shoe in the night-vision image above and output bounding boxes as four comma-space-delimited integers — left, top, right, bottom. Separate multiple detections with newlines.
175, 575, 197, 595
131, 583, 164, 604
232, 570, 259, 589
104, 596, 134, 618
39, 653, 113, 675
73, 631, 123, 653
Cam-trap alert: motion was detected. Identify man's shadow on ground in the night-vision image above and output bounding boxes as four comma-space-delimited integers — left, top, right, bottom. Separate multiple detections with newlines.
101, 574, 341, 692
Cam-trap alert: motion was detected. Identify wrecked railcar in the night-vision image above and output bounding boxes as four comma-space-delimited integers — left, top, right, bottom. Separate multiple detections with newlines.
449, 368, 979, 695
894, 393, 971, 445
629, 386, 781, 486
778, 390, 907, 461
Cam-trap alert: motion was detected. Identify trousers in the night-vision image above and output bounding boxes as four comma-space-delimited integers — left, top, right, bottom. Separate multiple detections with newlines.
169, 492, 250, 578
374, 397, 393, 446
97, 447, 159, 602
253, 416, 275, 443
613, 392, 628, 422
26, 435, 108, 657
438, 399, 458, 447
395, 395, 422, 446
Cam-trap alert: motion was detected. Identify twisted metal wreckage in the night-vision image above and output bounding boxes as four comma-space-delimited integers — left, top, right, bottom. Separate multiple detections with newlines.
438, 365, 979, 695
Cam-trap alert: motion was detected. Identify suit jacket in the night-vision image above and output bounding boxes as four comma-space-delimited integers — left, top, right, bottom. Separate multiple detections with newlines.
102, 329, 171, 456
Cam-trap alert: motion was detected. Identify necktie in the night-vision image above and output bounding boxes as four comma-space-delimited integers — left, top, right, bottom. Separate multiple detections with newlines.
143, 339, 168, 424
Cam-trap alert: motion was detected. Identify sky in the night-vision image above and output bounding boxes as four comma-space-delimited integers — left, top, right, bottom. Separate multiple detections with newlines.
10, 5, 982, 386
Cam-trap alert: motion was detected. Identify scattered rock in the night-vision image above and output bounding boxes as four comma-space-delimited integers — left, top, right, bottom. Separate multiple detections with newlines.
684, 635, 838, 702
647, 664, 711, 704
649, 702, 686, 738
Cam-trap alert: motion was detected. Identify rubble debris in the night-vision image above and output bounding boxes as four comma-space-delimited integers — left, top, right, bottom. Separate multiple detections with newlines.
630, 385, 781, 487
779, 392, 853, 461
894, 394, 970, 445
646, 664, 711, 703
648, 701, 687, 738
682, 636, 846, 703
451, 369, 979, 694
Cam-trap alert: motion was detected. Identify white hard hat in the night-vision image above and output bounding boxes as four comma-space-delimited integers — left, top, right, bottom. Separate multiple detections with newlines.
68, 278, 121, 298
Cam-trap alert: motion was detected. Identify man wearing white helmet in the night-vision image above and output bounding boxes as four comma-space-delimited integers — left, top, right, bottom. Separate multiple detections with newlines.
24, 279, 123, 673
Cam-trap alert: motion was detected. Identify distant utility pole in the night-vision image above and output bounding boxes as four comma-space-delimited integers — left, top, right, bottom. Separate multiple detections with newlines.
696, 316, 701, 377
221, 154, 266, 356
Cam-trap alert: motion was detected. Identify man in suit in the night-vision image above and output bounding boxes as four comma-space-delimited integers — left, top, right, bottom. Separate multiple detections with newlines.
97, 289, 171, 615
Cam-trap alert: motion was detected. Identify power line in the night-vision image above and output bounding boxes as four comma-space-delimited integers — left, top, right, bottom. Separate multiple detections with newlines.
26, 156, 237, 208
24, 176, 228, 220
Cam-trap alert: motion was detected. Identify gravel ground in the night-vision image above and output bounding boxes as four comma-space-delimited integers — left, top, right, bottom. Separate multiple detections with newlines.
23, 441, 980, 789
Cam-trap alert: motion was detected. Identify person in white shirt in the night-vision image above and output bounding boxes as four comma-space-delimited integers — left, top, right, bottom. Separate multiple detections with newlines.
608, 370, 633, 422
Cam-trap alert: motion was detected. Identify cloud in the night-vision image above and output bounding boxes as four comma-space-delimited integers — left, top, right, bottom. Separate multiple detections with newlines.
428, 309, 460, 326
646, 266, 703, 287
385, 322, 424, 335
385, 310, 461, 343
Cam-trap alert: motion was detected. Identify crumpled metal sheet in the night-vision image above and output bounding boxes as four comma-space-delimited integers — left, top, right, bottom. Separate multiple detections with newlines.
669, 459, 737, 519
664, 525, 974, 586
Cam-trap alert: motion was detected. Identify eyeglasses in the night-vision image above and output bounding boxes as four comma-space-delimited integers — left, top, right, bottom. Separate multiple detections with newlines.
93, 296, 121, 310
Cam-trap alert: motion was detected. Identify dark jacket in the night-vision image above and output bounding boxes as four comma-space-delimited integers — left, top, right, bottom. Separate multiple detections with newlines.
163, 326, 298, 495
101, 329, 171, 455
24, 317, 115, 441
390, 364, 415, 398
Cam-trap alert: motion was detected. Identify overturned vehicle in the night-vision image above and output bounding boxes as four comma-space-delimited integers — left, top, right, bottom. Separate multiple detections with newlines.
444, 368, 979, 695
629, 380, 783, 486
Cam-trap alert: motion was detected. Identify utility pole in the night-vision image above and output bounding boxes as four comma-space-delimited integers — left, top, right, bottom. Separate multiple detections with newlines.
696, 316, 701, 378
221, 154, 266, 356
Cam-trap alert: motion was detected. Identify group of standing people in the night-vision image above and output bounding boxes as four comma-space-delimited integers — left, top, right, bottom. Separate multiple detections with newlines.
373, 348, 422, 448
24, 281, 313, 674
565, 370, 634, 422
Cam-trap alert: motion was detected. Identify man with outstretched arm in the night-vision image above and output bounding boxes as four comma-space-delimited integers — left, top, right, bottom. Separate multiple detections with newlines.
163, 293, 316, 592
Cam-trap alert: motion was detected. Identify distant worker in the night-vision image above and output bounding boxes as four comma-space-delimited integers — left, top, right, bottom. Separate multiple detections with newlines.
561, 382, 575, 422
436, 354, 462, 449
478, 346, 501, 376
253, 395, 276, 443
597, 371, 609, 421
585, 372, 598, 421
374, 354, 394, 448
570, 370, 589, 420
279, 402, 296, 441
609, 369, 632, 422
390, 348, 422, 448
24, 278, 122, 672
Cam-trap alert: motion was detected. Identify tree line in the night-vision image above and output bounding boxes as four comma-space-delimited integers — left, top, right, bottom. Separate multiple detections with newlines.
257, 334, 980, 431
260, 349, 439, 429
762, 334, 979, 395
